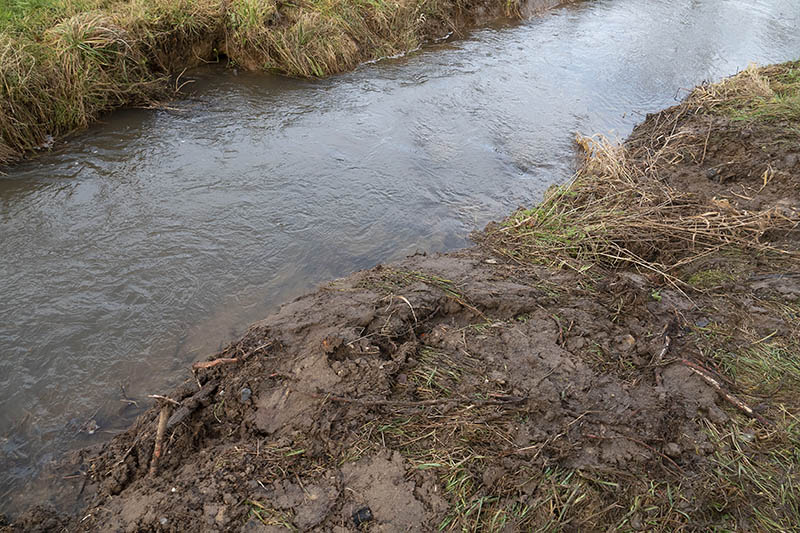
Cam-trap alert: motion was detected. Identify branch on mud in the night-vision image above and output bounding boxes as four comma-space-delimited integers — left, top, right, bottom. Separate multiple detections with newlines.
149, 401, 172, 476
682, 359, 771, 426
166, 379, 219, 430
191, 341, 273, 370
142, 380, 222, 476
192, 357, 239, 369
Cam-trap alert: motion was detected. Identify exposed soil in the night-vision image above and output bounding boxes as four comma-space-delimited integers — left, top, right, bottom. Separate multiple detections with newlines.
3, 66, 799, 531
627, 100, 800, 214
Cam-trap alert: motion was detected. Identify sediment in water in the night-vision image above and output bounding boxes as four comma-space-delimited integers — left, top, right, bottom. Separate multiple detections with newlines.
3, 60, 798, 532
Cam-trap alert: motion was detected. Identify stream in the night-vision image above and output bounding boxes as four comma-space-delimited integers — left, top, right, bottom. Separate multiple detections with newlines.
2, 0, 800, 512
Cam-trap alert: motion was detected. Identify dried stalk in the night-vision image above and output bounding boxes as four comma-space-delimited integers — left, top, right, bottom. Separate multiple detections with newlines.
149, 403, 171, 476
682, 359, 771, 426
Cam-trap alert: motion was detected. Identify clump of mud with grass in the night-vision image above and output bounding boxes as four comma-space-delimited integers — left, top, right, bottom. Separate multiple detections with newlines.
4, 62, 799, 532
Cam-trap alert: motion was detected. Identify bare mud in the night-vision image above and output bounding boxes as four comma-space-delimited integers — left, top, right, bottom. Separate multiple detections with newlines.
3, 251, 723, 531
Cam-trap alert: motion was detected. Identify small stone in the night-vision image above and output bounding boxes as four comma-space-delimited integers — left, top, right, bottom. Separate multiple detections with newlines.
616, 334, 636, 353
159, 517, 168, 525
784, 153, 798, 168
215, 506, 228, 526
352, 506, 373, 527
664, 442, 681, 458
630, 513, 644, 530
240, 387, 252, 403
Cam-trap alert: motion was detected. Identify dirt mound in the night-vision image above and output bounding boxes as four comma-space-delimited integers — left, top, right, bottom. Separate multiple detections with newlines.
627, 62, 800, 215
3, 248, 790, 531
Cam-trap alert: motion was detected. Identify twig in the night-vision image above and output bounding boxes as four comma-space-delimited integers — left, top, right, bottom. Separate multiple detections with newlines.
191, 357, 239, 370
395, 295, 417, 323
146, 395, 181, 407
682, 359, 771, 425
699, 125, 712, 164
191, 341, 272, 370
149, 403, 171, 476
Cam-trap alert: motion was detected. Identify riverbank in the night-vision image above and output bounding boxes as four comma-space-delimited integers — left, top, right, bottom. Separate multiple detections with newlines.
4, 61, 799, 531
0, 0, 567, 166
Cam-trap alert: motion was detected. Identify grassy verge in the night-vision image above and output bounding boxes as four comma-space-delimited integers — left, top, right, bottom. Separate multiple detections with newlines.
693, 61, 800, 125
0, 0, 521, 165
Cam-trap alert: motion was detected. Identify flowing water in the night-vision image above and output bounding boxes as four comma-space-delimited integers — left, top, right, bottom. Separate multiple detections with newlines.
2, 0, 800, 512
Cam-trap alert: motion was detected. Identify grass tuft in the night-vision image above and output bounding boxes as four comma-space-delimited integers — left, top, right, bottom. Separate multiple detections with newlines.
691, 61, 800, 124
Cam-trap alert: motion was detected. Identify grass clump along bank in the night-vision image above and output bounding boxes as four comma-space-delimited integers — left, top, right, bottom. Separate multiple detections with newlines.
0, 0, 527, 165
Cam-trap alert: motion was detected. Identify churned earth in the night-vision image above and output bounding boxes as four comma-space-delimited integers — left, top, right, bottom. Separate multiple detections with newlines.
3, 62, 799, 531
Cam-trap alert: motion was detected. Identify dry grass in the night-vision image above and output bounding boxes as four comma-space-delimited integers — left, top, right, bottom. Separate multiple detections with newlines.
690, 61, 800, 124
474, 61, 800, 530
0, 0, 521, 164
483, 134, 799, 290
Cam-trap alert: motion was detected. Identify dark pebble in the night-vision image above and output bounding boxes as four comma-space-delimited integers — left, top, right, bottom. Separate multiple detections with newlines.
352, 506, 373, 527
240, 387, 252, 403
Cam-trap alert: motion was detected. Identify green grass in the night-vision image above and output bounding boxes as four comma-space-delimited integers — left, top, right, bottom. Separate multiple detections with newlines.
686, 268, 734, 290
245, 499, 296, 530
693, 61, 800, 125
0, 0, 109, 34
703, 414, 800, 532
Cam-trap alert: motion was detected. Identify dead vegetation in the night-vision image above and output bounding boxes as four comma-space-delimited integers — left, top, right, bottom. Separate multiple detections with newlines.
482, 133, 798, 291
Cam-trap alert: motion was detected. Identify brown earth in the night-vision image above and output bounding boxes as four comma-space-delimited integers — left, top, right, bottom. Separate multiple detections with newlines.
3, 67, 799, 531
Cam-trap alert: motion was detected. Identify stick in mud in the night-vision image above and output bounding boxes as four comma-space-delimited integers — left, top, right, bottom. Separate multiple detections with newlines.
681, 359, 771, 426
149, 402, 172, 476
191, 341, 273, 370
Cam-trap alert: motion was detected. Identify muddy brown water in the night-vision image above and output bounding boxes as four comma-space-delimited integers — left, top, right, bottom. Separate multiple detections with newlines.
1, 0, 800, 514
